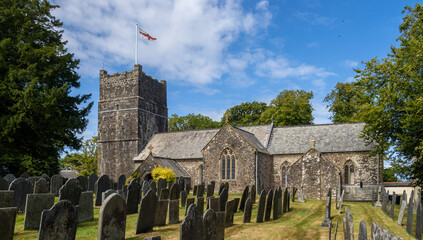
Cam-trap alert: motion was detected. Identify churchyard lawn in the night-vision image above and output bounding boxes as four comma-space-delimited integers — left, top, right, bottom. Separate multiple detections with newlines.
13, 193, 414, 239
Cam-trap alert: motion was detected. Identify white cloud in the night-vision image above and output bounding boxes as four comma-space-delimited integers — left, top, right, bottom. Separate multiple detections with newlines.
307, 41, 319, 48
312, 100, 331, 124
343, 60, 359, 68
295, 12, 336, 26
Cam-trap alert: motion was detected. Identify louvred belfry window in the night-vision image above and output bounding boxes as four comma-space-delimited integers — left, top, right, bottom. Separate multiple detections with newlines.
221, 148, 236, 180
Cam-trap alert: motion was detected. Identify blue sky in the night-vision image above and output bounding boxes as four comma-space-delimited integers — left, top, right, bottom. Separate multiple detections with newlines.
51, 0, 413, 141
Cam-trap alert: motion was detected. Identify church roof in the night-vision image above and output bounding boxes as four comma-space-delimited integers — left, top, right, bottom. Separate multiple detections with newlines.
151, 157, 191, 178
267, 122, 374, 154
233, 126, 269, 154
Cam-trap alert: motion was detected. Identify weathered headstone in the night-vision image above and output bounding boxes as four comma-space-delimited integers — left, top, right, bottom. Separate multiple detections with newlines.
157, 178, 166, 193
338, 190, 345, 214
59, 178, 82, 206
169, 199, 180, 224
142, 180, 152, 197
76, 176, 88, 192
40, 173, 50, 183
78, 191, 93, 223
95, 175, 111, 206
321, 188, 332, 228
233, 198, 240, 213
98, 193, 127, 240
0, 207, 17, 240
374, 186, 382, 207
178, 177, 185, 192
249, 184, 256, 203
358, 220, 367, 240
343, 207, 354, 240
389, 191, 396, 219
197, 197, 204, 215
154, 199, 169, 226
256, 189, 266, 223
34, 178, 49, 194
185, 198, 195, 215
160, 188, 169, 200
239, 186, 249, 212
136, 189, 158, 234
371, 222, 403, 240
3, 173, 16, 184
170, 182, 180, 200
297, 185, 306, 202
407, 189, 415, 235
264, 189, 273, 221
206, 184, 214, 198
24, 193, 54, 230
193, 185, 198, 196
218, 183, 225, 195
292, 187, 297, 203
334, 219, 339, 240
149, 181, 157, 195
282, 188, 288, 213
29, 177, 41, 190
197, 184, 205, 197
181, 190, 187, 207
273, 189, 280, 220
102, 189, 124, 205
88, 174, 98, 191
219, 187, 228, 212
180, 204, 203, 240
382, 190, 389, 214
117, 174, 126, 191
50, 174, 63, 197
203, 208, 217, 240
186, 184, 191, 195
224, 182, 229, 193
243, 197, 253, 223
397, 199, 407, 226
9, 178, 33, 212
225, 199, 236, 227
0, 190, 14, 208
208, 196, 220, 212
38, 200, 79, 240
0, 177, 9, 190
416, 201, 422, 240
127, 180, 141, 214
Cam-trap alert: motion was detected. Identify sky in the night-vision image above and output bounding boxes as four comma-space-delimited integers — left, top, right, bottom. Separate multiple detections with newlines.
51, 0, 415, 141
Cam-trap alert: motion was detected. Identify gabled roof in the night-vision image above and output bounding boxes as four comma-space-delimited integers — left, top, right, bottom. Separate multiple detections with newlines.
237, 124, 273, 148
233, 126, 269, 154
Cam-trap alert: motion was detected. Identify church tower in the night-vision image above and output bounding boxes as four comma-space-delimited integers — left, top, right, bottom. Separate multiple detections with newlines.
97, 64, 168, 180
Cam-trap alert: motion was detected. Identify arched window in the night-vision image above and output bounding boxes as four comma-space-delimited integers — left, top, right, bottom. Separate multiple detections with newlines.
344, 161, 355, 185
350, 165, 354, 184
282, 166, 286, 186
221, 148, 236, 180
344, 165, 349, 184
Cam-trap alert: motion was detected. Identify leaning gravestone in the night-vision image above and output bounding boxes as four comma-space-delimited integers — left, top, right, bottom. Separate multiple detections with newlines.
338, 190, 345, 214
407, 190, 415, 235
59, 178, 82, 206
208, 196, 220, 212
180, 204, 203, 240
233, 198, 240, 213
256, 189, 266, 223
34, 178, 49, 194
24, 194, 54, 230
416, 201, 422, 240
154, 199, 169, 226
203, 208, 217, 240
50, 174, 63, 197
273, 190, 279, 220
225, 199, 236, 227
181, 190, 187, 207
95, 175, 111, 206
9, 178, 33, 212
389, 191, 396, 219
397, 199, 407, 226
136, 189, 158, 234
250, 184, 256, 203
0, 191, 14, 208
358, 220, 367, 240
127, 180, 141, 214
169, 199, 180, 224
264, 189, 273, 221
118, 174, 126, 191
0, 177, 9, 190
0, 207, 17, 240
219, 187, 228, 212
343, 207, 354, 240
371, 222, 403, 240
243, 197, 253, 223
38, 200, 79, 240
78, 191, 94, 223
76, 176, 88, 192
170, 182, 180, 200
142, 180, 152, 197
185, 198, 195, 215
98, 193, 127, 240
88, 174, 98, 192
239, 186, 249, 212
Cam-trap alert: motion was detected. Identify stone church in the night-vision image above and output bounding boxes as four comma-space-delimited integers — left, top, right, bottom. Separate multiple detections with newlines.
98, 65, 383, 200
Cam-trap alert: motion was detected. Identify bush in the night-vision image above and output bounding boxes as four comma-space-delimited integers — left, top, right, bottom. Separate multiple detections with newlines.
152, 167, 176, 183
125, 171, 141, 185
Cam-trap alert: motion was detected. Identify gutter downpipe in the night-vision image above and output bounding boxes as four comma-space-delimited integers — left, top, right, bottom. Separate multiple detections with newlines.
256, 150, 259, 194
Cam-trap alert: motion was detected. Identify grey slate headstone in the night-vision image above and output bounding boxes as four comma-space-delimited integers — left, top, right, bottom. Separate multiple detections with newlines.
390, 191, 396, 219
338, 190, 345, 214
50, 174, 63, 197
76, 176, 88, 192
216, 211, 225, 240
95, 175, 112, 206
206, 184, 214, 198
9, 178, 33, 212
0, 190, 14, 208
157, 178, 167, 198
170, 182, 180, 200
38, 200, 79, 240
264, 189, 273, 221
24, 193, 54, 230
3, 173, 16, 183
59, 178, 82, 206
78, 191, 93, 223
358, 220, 367, 240
382, 190, 389, 214
225, 199, 236, 227
154, 199, 169, 226
343, 207, 354, 240
208, 196, 220, 212
127, 180, 141, 214
34, 178, 49, 194
98, 193, 127, 240
203, 208, 217, 240
118, 174, 126, 191
136, 189, 158, 234
397, 200, 407, 226
169, 199, 180, 224
181, 190, 187, 207
102, 189, 124, 204
239, 186, 249, 212
150, 181, 157, 195
371, 221, 403, 240
193, 185, 198, 196
197, 184, 205, 197
407, 189, 415, 235
233, 198, 240, 213
256, 189, 266, 223
250, 184, 256, 203
218, 183, 225, 195
273, 190, 279, 220
219, 187, 228, 212
88, 174, 98, 191
224, 182, 229, 193
416, 201, 422, 240
160, 188, 170, 200
243, 197, 253, 223
41, 173, 50, 183
0, 177, 9, 190
180, 204, 203, 240
197, 197, 204, 215
28, 176, 40, 190
185, 198, 195, 215
178, 177, 185, 192
142, 180, 152, 197
0, 207, 17, 240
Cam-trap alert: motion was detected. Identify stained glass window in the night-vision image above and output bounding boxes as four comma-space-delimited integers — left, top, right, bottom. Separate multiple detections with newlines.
221, 148, 236, 180
221, 157, 225, 179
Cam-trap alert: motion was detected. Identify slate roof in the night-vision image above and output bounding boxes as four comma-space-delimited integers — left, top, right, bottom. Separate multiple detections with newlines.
135, 156, 190, 178
234, 127, 269, 154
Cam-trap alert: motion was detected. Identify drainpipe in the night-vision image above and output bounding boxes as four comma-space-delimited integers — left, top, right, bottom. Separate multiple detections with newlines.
255, 150, 259, 194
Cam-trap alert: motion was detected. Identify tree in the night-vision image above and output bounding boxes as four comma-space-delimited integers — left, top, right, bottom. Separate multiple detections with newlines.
168, 113, 221, 132
0, 0, 92, 176
383, 168, 399, 182
257, 90, 314, 126
60, 136, 97, 177
221, 101, 267, 126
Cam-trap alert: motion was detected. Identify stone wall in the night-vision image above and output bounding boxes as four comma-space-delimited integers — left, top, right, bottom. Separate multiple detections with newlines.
177, 159, 203, 186
257, 152, 273, 192
342, 184, 380, 202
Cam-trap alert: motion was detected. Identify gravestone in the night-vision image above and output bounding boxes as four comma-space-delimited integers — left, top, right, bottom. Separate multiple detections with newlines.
160, 188, 170, 200
206, 184, 214, 198
338, 190, 345, 214
218, 183, 225, 195
142, 180, 152, 197
224, 182, 229, 193
0, 177, 9, 190
9, 178, 33, 212
197, 197, 204, 215
279, 187, 283, 215
208, 196, 220, 212
41, 173, 50, 183
181, 190, 187, 207
219, 187, 228, 212
264, 189, 273, 221
20, 173, 30, 179
154, 199, 169, 226
416, 201, 422, 240
239, 186, 249, 212
343, 207, 354, 240
334, 219, 339, 240
389, 191, 396, 219
178, 177, 185, 192
292, 187, 297, 202
397, 199, 407, 226
374, 186, 382, 207
136, 189, 158, 234
127, 180, 141, 214
193, 185, 198, 196
3, 173, 16, 184
297, 185, 305, 202
225, 199, 236, 227
243, 197, 253, 223
256, 189, 266, 223
186, 184, 191, 195
273, 190, 279, 220
250, 184, 256, 203
197, 184, 205, 197
102, 189, 125, 205
185, 198, 195, 215
24, 194, 54, 230
88, 174, 98, 191
321, 188, 332, 228
78, 191, 93, 223
233, 198, 240, 213
382, 190, 389, 214
98, 193, 127, 240
38, 200, 78, 240
180, 204, 203, 240
59, 178, 82, 206
282, 188, 288, 213
34, 178, 49, 194
203, 208, 217, 240
157, 178, 167, 198
407, 190, 415, 235
169, 199, 180, 224
371, 222, 403, 240
170, 183, 180, 200
76, 176, 88, 192
149, 181, 157, 195
50, 174, 63, 197
358, 220, 367, 240
118, 174, 126, 191
0, 207, 17, 240
95, 175, 112, 206
28, 177, 40, 191
0, 190, 14, 208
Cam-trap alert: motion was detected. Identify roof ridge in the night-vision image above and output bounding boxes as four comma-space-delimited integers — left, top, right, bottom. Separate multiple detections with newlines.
153, 128, 220, 135
273, 122, 365, 129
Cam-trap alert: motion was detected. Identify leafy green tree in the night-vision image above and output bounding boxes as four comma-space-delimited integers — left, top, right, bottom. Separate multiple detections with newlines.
168, 113, 221, 132
257, 90, 314, 126
0, 0, 92, 176
60, 137, 97, 177
221, 101, 267, 126
383, 168, 399, 182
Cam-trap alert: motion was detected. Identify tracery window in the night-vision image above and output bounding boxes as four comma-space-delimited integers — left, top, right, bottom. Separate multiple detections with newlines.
221, 148, 236, 180
344, 161, 355, 185
282, 166, 286, 186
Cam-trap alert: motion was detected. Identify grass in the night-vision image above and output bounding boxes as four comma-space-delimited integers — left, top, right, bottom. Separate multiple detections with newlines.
13, 194, 416, 239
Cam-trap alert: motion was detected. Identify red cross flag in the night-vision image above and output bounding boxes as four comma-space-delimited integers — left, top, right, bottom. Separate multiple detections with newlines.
138, 27, 157, 41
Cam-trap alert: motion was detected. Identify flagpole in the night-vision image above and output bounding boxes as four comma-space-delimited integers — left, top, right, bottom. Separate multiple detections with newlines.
135, 23, 138, 65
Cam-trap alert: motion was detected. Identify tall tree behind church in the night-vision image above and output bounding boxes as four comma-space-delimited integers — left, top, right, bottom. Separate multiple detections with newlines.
221, 101, 267, 126
0, 0, 92, 176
